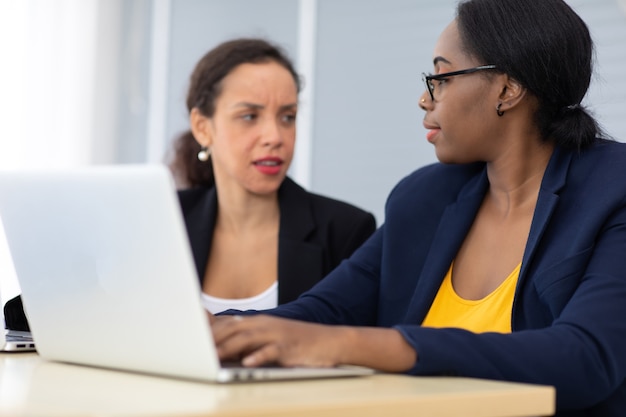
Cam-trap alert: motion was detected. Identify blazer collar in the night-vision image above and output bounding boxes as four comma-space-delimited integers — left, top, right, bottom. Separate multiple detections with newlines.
276, 178, 323, 303
182, 178, 321, 303
404, 168, 488, 323
185, 177, 316, 272
277, 177, 316, 241
183, 187, 218, 281
404, 146, 573, 324
519, 145, 571, 291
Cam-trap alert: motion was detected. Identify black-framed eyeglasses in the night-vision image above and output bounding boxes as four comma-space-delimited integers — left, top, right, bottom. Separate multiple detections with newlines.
422, 65, 497, 101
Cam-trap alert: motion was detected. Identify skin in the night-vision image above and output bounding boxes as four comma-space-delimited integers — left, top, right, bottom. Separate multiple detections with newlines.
190, 61, 298, 298
421, 21, 554, 299
211, 314, 416, 371
209, 19, 554, 370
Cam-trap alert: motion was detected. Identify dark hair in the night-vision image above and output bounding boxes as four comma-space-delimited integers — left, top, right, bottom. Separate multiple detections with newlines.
456, 0, 607, 150
168, 38, 301, 188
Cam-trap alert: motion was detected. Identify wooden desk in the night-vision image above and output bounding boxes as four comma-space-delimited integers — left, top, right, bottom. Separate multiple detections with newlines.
0, 353, 554, 417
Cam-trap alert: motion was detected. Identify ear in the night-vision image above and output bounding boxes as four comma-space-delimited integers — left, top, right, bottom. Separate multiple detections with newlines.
189, 108, 213, 148
496, 75, 527, 113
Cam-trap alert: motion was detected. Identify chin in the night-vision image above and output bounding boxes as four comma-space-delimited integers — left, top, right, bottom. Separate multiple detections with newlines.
434, 149, 456, 165
435, 148, 476, 165
249, 179, 284, 196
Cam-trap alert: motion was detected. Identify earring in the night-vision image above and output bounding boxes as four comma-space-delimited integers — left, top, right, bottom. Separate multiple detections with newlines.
197, 147, 210, 161
496, 103, 504, 117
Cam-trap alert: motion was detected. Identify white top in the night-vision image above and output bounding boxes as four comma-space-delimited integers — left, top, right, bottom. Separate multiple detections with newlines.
201, 281, 278, 314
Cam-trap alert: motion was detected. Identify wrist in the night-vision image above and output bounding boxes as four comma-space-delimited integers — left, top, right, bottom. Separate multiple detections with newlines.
334, 325, 360, 365
332, 326, 417, 372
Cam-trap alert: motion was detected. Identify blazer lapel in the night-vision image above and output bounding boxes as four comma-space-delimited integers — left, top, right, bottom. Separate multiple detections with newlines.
181, 180, 322, 301
181, 188, 218, 283
404, 170, 489, 324
277, 178, 322, 303
403, 147, 572, 325
518, 146, 571, 294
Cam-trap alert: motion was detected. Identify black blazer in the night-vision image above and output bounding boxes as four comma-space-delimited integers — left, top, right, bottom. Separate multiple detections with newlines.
178, 177, 376, 304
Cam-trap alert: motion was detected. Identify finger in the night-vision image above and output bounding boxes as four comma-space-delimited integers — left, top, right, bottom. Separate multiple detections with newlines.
215, 319, 283, 363
207, 312, 236, 328
212, 315, 248, 344
242, 343, 281, 367
215, 327, 260, 358
206, 311, 216, 325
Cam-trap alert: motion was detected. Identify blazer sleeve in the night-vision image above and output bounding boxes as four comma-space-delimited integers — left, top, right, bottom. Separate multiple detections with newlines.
268, 226, 385, 326
268, 158, 626, 412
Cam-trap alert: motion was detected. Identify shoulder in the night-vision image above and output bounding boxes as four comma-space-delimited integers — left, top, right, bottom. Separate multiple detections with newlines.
567, 140, 626, 191
387, 162, 486, 206
279, 177, 376, 228
281, 177, 374, 217
573, 139, 626, 165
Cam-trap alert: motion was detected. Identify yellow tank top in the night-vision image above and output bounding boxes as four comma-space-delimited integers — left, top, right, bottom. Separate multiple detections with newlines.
421, 262, 521, 333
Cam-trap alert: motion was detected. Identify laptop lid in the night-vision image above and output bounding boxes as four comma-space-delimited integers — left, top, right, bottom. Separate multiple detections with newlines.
0, 165, 222, 378
0, 165, 373, 381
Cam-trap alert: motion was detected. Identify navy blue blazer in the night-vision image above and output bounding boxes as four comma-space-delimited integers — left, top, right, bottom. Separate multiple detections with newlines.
266, 140, 626, 416
178, 177, 376, 304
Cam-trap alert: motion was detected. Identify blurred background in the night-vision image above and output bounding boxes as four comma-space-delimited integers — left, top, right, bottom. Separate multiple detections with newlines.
1, 0, 625, 303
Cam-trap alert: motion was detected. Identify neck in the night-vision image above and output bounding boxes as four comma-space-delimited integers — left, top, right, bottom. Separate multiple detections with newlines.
214, 186, 280, 234
486, 139, 554, 215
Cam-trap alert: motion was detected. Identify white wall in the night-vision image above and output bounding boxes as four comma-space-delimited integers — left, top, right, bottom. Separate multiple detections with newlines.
159, 0, 626, 224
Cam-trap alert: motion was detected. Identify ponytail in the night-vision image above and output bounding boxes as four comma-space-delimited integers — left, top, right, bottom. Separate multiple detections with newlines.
537, 104, 608, 150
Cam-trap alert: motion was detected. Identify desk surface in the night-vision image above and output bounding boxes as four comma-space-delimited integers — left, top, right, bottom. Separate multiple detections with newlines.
1, 353, 554, 417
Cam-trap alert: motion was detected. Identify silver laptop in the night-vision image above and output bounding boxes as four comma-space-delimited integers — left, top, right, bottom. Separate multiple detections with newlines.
1, 286, 36, 352
1, 329, 36, 352
0, 165, 373, 382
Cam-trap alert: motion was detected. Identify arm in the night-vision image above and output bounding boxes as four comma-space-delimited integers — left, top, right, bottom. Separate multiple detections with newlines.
264, 227, 385, 325
212, 225, 409, 368
212, 314, 416, 372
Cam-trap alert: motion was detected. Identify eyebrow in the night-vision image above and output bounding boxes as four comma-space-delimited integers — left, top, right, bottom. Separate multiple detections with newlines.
433, 56, 452, 66
233, 102, 298, 111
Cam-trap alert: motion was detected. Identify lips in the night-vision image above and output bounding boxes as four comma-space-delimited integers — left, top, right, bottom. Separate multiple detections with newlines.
423, 122, 441, 143
253, 157, 283, 167
253, 157, 284, 175
426, 129, 440, 142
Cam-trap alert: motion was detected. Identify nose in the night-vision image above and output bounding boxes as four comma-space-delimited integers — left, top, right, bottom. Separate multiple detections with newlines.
261, 119, 284, 148
419, 91, 430, 111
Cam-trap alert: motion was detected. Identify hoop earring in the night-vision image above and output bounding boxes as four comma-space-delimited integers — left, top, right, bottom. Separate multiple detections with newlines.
197, 147, 210, 161
496, 103, 504, 117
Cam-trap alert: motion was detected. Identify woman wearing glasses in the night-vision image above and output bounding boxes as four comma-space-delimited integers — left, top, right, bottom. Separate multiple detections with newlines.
211, 0, 626, 415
